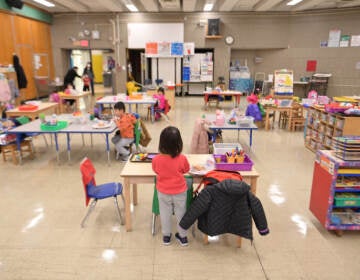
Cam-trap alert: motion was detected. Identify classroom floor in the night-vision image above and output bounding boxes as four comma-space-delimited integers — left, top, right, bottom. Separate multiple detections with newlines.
1, 95, 359, 279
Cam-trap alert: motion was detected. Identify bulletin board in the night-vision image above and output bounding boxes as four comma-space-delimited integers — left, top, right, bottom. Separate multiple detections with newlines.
183, 53, 213, 82
274, 69, 293, 96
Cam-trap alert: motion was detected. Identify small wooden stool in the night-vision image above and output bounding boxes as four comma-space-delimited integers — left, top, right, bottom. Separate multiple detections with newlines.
1, 139, 34, 165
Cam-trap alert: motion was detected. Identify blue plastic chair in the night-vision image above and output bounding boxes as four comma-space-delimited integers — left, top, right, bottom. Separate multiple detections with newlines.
80, 157, 125, 227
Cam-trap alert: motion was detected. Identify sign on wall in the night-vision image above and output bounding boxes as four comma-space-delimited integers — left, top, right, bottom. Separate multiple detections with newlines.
274, 69, 293, 96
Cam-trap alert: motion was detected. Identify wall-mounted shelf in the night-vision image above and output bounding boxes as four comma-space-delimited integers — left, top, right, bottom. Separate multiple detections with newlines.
205, 35, 223, 39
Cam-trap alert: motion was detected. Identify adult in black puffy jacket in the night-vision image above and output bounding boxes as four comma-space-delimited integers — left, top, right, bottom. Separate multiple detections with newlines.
179, 179, 269, 241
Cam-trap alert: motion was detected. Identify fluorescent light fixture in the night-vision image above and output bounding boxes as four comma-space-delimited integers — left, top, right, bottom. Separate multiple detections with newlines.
126, 4, 138, 12
287, 0, 303, 6
33, 0, 55, 7
203, 3, 214, 11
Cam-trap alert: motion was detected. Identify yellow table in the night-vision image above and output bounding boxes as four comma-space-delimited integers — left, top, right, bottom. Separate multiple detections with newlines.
6, 102, 59, 120
120, 154, 259, 234
59, 92, 91, 113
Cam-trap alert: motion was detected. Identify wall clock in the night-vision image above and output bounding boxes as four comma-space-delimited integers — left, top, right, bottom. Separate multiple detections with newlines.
225, 35, 234, 45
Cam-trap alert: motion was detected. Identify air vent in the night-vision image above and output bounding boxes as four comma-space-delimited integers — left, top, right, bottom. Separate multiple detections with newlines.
158, 0, 180, 9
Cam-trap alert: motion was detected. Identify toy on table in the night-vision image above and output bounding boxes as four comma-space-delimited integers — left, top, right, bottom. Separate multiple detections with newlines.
135, 153, 148, 161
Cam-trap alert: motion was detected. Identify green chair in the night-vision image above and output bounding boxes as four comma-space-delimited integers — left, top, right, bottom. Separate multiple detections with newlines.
151, 176, 194, 235
133, 118, 141, 152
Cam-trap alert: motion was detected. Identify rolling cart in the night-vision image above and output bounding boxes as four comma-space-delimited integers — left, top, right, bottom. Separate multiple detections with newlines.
309, 73, 332, 96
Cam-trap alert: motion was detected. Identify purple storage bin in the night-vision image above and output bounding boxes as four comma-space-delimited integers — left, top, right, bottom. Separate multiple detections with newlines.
213, 154, 253, 171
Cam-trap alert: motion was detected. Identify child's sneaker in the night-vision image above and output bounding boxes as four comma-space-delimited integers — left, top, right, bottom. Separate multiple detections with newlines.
163, 234, 172, 246
175, 233, 188, 246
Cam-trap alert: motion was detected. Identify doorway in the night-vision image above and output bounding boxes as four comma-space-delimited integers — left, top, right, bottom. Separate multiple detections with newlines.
127, 48, 152, 86
63, 49, 115, 90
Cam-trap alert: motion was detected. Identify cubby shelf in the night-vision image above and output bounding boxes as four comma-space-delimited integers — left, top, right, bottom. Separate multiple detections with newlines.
310, 150, 360, 233
304, 106, 360, 152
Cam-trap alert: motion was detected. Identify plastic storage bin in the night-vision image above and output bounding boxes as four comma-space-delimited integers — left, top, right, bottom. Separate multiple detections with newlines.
213, 154, 253, 171
213, 143, 242, 155
40, 121, 68, 131
334, 194, 360, 207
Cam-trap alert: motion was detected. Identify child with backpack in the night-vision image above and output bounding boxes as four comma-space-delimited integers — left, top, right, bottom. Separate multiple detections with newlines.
152, 126, 190, 246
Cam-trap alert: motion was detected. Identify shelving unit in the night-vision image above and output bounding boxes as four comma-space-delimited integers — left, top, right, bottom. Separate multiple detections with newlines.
309, 150, 360, 234
309, 73, 331, 96
304, 106, 360, 152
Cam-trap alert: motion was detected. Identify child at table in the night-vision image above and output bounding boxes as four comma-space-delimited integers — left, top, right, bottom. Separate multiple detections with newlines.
112, 101, 136, 161
153, 87, 169, 121
152, 126, 190, 246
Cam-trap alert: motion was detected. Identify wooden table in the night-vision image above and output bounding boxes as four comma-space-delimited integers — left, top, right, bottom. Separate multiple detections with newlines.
264, 106, 292, 130
120, 154, 259, 233
6, 102, 59, 120
59, 92, 91, 113
203, 90, 243, 108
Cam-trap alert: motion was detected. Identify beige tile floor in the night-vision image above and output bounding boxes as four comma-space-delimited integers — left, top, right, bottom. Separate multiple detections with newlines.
1, 93, 360, 279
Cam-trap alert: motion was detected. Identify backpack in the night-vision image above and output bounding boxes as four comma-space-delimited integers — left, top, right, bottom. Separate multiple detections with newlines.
194, 169, 243, 195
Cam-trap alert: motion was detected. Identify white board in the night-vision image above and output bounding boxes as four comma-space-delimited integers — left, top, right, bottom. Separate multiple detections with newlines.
128, 23, 184, 48
151, 57, 181, 84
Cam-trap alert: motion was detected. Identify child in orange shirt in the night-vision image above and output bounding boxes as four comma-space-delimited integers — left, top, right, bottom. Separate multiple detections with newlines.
152, 126, 190, 246
112, 101, 136, 161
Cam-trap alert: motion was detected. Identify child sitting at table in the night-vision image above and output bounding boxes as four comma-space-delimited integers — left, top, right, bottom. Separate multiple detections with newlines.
245, 93, 263, 122
153, 87, 171, 121
112, 101, 137, 161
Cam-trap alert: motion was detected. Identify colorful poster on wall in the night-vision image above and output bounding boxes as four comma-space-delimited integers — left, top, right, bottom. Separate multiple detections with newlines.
145, 42, 158, 56
306, 60, 317, 72
183, 42, 195, 55
350, 35, 360, 47
320, 41, 328, 47
340, 35, 350, 47
328, 29, 341, 47
158, 42, 171, 56
171, 42, 183, 56
274, 69, 293, 96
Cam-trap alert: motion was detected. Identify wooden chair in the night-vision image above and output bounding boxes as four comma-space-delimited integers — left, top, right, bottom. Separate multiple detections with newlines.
289, 103, 306, 131
1, 139, 34, 165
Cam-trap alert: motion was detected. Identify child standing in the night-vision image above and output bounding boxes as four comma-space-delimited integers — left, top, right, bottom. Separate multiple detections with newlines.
152, 126, 190, 246
113, 101, 136, 161
82, 74, 90, 92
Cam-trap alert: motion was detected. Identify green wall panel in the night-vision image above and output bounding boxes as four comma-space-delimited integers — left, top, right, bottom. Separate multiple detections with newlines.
0, 0, 52, 24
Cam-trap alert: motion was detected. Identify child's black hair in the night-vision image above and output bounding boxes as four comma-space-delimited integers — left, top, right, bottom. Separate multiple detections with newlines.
159, 126, 183, 158
157, 87, 165, 94
114, 101, 126, 112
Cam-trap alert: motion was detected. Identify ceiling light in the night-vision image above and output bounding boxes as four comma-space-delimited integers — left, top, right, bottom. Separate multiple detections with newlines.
126, 4, 138, 12
287, 0, 303, 6
203, 3, 214, 11
33, 0, 55, 7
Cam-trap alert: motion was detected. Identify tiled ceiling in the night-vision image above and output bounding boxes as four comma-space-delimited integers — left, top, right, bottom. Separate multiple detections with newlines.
23, 0, 360, 13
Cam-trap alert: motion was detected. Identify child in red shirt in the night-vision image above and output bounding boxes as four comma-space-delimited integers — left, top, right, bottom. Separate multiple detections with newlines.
82, 74, 90, 92
113, 101, 136, 161
152, 126, 190, 246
